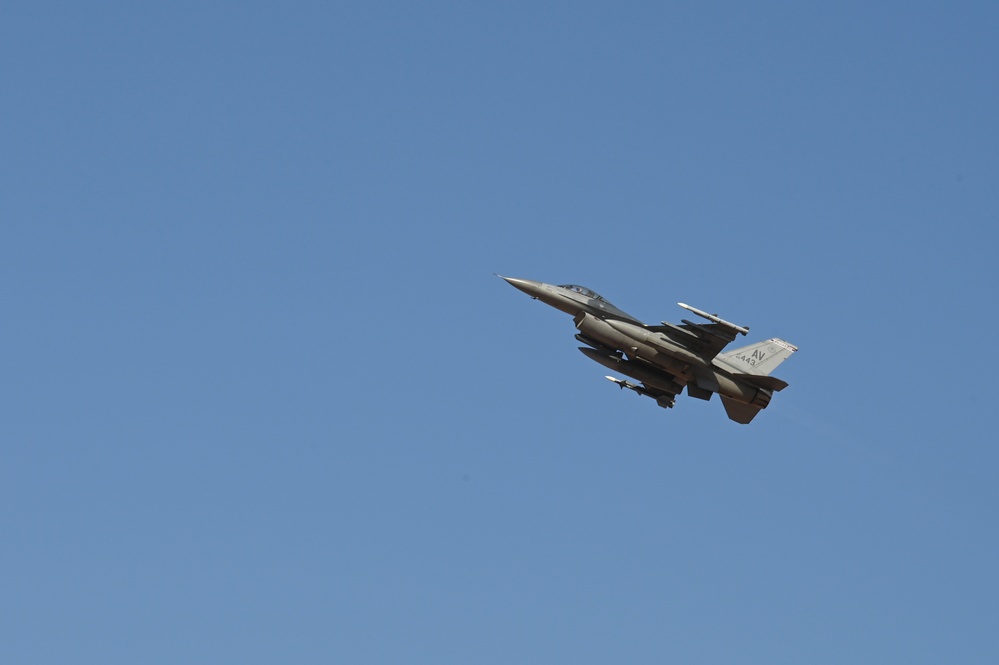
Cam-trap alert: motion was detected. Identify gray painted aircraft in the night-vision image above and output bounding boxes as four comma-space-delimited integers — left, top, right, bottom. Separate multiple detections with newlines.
499, 276, 798, 424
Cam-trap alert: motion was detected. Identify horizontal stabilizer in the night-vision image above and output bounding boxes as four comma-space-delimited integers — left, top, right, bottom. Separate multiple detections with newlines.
720, 396, 762, 424
733, 373, 789, 392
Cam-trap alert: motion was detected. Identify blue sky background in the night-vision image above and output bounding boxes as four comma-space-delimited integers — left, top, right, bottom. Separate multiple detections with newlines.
3, 2, 998, 662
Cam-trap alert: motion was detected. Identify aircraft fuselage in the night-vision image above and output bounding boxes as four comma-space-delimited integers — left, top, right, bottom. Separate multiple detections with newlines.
499, 275, 796, 423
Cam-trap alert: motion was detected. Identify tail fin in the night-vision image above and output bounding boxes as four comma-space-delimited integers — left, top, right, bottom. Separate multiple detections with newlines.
715, 338, 797, 376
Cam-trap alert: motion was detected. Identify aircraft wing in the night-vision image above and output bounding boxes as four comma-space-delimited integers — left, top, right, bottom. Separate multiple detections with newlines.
646, 303, 750, 361
645, 321, 743, 360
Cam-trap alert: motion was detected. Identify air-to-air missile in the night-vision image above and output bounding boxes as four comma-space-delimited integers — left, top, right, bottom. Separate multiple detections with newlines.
676, 303, 750, 335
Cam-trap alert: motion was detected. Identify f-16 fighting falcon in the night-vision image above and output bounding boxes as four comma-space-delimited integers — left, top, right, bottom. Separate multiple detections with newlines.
499, 276, 797, 424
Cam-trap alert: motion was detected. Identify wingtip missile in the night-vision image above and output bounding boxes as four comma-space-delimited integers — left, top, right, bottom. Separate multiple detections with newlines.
676, 302, 750, 335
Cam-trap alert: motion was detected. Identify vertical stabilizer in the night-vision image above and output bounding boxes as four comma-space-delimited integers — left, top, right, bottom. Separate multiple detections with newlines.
715, 338, 797, 376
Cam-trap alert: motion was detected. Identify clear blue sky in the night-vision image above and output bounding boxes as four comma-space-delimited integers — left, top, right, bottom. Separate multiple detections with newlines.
3, 2, 998, 662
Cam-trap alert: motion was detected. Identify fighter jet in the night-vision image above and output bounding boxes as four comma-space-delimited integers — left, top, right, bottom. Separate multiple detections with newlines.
499, 276, 797, 424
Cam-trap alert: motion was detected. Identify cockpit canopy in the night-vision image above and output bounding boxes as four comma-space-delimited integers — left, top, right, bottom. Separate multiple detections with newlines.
559, 284, 609, 303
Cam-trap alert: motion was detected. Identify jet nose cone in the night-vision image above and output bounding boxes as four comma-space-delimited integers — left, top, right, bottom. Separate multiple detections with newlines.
501, 276, 531, 289
499, 276, 546, 298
